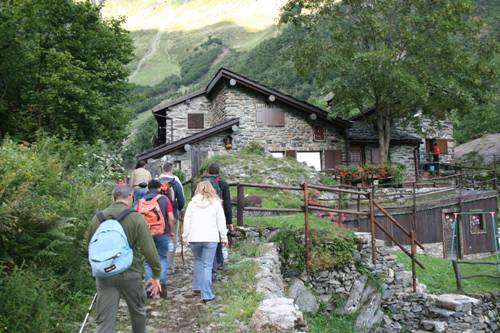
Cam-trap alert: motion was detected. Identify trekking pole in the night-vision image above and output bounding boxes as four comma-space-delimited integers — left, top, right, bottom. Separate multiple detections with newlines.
78, 293, 97, 333
180, 211, 185, 266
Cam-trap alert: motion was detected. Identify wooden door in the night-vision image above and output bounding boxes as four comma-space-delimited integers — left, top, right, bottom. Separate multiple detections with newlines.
324, 150, 342, 172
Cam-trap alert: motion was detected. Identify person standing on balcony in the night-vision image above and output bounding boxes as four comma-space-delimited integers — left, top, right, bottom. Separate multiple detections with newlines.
432, 142, 441, 176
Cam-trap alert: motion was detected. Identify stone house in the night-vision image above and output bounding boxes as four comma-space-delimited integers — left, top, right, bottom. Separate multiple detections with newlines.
138, 68, 454, 180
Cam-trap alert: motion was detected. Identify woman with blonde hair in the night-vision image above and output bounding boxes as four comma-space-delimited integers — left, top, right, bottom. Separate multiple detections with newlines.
182, 181, 227, 303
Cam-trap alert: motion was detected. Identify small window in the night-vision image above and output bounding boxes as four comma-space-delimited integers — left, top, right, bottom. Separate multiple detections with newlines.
188, 113, 204, 129
174, 160, 181, 170
271, 152, 284, 158
313, 126, 325, 141
349, 146, 362, 165
469, 211, 486, 234
256, 104, 285, 127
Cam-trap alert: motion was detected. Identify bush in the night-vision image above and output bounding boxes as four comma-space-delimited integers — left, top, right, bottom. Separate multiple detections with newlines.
0, 136, 124, 332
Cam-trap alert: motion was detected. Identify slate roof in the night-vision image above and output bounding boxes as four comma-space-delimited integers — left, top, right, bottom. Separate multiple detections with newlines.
137, 118, 239, 160
152, 68, 351, 129
348, 121, 421, 144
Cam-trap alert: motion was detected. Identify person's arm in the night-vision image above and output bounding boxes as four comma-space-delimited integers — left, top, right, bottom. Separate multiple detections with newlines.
87, 216, 99, 246
173, 181, 185, 211
129, 171, 135, 187
181, 203, 192, 243
220, 181, 232, 226
166, 197, 175, 239
215, 202, 228, 245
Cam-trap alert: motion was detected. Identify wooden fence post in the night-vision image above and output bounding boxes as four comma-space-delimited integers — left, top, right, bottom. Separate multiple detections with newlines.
493, 155, 497, 190
411, 230, 417, 293
237, 183, 244, 226
412, 182, 417, 232
303, 182, 311, 274
369, 189, 376, 265
452, 260, 462, 290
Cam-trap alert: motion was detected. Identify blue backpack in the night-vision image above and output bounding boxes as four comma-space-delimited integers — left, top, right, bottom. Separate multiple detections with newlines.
88, 209, 134, 278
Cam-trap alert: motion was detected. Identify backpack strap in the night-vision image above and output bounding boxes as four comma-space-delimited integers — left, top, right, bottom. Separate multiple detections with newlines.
115, 208, 134, 222
96, 211, 106, 224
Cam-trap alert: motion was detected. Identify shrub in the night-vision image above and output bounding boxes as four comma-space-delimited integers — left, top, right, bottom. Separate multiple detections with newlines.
0, 136, 123, 332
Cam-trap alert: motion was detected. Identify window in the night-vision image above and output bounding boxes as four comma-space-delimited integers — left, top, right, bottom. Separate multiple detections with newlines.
296, 152, 322, 171
188, 113, 204, 129
349, 146, 362, 165
426, 138, 448, 154
174, 160, 181, 170
469, 211, 486, 234
313, 126, 325, 141
256, 104, 285, 127
271, 152, 284, 158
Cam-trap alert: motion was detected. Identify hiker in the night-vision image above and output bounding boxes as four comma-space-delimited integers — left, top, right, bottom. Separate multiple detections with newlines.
432, 142, 440, 175
136, 179, 175, 298
158, 162, 186, 271
182, 181, 228, 303
202, 163, 233, 272
129, 160, 152, 204
87, 185, 161, 333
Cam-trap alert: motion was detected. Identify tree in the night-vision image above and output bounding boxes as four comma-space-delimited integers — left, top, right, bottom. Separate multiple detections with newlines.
281, 0, 498, 161
0, 0, 134, 143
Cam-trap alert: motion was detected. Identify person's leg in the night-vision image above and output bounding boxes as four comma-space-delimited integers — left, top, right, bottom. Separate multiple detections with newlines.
119, 271, 147, 333
201, 242, 218, 301
167, 217, 178, 273
155, 234, 169, 285
190, 242, 203, 292
95, 276, 121, 333
215, 242, 224, 270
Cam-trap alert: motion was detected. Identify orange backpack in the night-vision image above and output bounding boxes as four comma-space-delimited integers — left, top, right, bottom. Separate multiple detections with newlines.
136, 195, 165, 236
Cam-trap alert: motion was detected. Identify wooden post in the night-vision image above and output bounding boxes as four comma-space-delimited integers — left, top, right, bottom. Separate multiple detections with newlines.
369, 189, 376, 264
452, 260, 462, 290
411, 230, 417, 293
493, 155, 497, 190
356, 191, 361, 227
412, 182, 417, 232
303, 182, 311, 274
237, 183, 244, 226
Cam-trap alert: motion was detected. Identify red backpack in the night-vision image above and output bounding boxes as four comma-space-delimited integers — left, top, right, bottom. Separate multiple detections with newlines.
136, 195, 165, 236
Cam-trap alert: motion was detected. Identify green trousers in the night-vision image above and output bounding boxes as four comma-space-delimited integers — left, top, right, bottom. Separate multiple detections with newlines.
95, 271, 147, 333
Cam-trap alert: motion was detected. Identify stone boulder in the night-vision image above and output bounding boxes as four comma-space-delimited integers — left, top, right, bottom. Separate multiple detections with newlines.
286, 278, 319, 313
354, 285, 383, 333
338, 275, 368, 314
435, 294, 481, 312
454, 133, 500, 165
251, 297, 308, 333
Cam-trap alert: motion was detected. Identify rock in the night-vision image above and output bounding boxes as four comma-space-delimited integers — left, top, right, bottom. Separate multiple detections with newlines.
251, 297, 307, 333
286, 278, 319, 313
354, 288, 383, 333
435, 294, 481, 312
338, 275, 368, 314
421, 320, 448, 332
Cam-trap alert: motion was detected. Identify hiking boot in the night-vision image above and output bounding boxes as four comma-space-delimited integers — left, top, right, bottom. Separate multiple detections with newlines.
159, 284, 168, 298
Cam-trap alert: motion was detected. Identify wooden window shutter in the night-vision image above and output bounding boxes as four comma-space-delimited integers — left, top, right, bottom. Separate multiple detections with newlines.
188, 114, 204, 129
270, 108, 285, 126
285, 150, 297, 159
435, 139, 448, 154
371, 147, 380, 164
313, 126, 325, 141
256, 108, 264, 125
324, 150, 342, 170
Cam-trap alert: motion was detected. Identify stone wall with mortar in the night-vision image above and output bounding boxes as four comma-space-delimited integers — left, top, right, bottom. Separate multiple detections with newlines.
389, 144, 418, 180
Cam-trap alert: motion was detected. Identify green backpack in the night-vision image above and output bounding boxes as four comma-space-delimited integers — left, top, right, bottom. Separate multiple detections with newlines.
202, 175, 222, 198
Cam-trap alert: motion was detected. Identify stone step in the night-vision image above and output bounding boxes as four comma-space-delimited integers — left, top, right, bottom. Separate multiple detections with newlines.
435, 294, 481, 312
421, 319, 448, 332
428, 307, 461, 320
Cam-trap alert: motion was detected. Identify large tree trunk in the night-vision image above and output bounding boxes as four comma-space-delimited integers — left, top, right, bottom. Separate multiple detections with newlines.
377, 109, 391, 162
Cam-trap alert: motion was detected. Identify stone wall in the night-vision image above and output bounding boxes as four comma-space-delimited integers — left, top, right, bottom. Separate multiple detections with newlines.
390, 144, 417, 180
399, 117, 455, 164
238, 226, 499, 333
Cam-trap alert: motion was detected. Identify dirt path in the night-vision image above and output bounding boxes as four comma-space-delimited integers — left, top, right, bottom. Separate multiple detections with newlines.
129, 30, 163, 81
85, 248, 225, 333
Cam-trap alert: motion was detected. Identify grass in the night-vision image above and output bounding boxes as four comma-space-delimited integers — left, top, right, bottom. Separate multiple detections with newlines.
394, 252, 500, 294
202, 240, 264, 332
244, 213, 344, 232
305, 311, 357, 333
